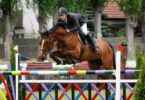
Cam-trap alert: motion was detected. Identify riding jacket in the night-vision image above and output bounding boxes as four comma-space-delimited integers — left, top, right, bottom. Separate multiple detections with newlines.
49, 13, 87, 32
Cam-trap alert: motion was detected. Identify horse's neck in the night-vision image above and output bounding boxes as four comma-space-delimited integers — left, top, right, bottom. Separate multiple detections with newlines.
54, 29, 81, 47
64, 33, 81, 46
65, 33, 76, 41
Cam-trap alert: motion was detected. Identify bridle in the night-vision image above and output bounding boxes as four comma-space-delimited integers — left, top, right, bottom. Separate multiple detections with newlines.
40, 39, 49, 53
41, 48, 48, 51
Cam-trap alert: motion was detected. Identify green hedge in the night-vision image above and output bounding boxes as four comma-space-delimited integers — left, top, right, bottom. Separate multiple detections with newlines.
134, 54, 145, 99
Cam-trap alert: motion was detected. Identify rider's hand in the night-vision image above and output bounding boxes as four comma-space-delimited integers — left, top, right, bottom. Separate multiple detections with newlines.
66, 29, 70, 33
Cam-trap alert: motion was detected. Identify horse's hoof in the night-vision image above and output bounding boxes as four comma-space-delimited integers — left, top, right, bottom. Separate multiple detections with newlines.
56, 62, 61, 65
62, 60, 66, 65
43, 60, 49, 63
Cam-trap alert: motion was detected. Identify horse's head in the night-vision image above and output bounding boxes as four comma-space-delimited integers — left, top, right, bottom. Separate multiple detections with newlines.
38, 31, 54, 61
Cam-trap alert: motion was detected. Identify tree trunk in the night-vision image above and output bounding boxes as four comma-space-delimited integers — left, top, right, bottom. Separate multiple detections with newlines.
38, 16, 46, 32
141, 15, 145, 54
126, 16, 135, 59
93, 7, 102, 38
4, 15, 13, 60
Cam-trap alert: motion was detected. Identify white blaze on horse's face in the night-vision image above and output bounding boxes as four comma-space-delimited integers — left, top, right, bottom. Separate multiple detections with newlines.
41, 39, 45, 54
40, 39, 53, 54
40, 39, 48, 57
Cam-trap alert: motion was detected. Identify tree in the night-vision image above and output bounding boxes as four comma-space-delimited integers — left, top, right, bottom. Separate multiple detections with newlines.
140, 1, 145, 54
116, 0, 142, 59
0, 0, 22, 60
31, 0, 89, 31
29, 0, 108, 39
26, 0, 58, 31
0, 9, 4, 37
88, 0, 109, 38
57, 0, 109, 38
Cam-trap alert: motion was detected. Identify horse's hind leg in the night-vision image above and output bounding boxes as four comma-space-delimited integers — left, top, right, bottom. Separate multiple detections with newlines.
88, 60, 114, 79
88, 60, 107, 79
97, 66, 114, 79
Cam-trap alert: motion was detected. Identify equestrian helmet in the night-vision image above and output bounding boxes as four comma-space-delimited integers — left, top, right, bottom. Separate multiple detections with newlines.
58, 7, 67, 16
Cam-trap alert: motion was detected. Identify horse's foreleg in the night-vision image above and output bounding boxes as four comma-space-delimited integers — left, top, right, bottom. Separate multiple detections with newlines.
49, 51, 62, 64
62, 52, 80, 64
62, 52, 74, 64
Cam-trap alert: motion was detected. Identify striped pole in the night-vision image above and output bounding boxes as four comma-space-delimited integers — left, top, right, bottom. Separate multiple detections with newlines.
0, 70, 141, 75
0, 70, 115, 75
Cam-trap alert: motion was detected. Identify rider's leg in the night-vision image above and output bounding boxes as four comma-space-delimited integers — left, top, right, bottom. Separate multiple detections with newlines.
85, 33, 99, 55
81, 23, 99, 55
78, 31, 86, 46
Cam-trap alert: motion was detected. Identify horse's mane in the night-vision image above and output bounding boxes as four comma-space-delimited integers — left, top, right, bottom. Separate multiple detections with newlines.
43, 25, 66, 37
54, 26, 78, 36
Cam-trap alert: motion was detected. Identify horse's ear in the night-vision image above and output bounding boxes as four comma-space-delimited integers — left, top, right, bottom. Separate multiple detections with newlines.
38, 30, 48, 38
38, 30, 45, 37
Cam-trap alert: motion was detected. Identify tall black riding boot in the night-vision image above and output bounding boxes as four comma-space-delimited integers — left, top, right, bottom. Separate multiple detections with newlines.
85, 34, 99, 55
78, 31, 86, 46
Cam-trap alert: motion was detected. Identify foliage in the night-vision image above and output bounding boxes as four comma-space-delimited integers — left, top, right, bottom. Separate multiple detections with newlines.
136, 45, 143, 70
101, 22, 126, 37
57, 0, 89, 13
115, 0, 142, 15
120, 36, 127, 46
18, 84, 24, 99
117, 28, 125, 37
85, 8, 94, 32
0, 0, 22, 60
85, 0, 109, 37
10, 43, 16, 67
141, 0, 145, 18
0, 0, 22, 21
89, 0, 109, 10
134, 54, 145, 100
28, 0, 90, 21
53, 67, 73, 79
27, 0, 109, 18
31, 0, 58, 19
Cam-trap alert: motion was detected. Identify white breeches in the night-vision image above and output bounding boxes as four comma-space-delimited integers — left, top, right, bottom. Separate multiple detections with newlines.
81, 23, 89, 35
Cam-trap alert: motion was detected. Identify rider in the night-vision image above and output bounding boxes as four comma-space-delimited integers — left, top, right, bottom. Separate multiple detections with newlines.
47, 7, 99, 55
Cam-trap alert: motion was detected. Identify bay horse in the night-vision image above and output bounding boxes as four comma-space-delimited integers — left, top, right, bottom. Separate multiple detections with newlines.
38, 26, 116, 72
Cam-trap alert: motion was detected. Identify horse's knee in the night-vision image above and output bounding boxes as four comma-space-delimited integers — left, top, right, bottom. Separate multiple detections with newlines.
49, 52, 62, 64
49, 52, 55, 58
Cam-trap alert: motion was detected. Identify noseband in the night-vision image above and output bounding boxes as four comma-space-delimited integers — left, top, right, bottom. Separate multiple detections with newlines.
41, 49, 48, 51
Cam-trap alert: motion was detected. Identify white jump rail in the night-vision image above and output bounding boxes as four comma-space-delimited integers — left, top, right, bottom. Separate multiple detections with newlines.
15, 50, 138, 100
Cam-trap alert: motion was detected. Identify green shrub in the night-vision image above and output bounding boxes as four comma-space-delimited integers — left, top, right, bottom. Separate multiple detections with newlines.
10, 43, 16, 67
136, 45, 143, 70
134, 55, 145, 100
7, 43, 16, 99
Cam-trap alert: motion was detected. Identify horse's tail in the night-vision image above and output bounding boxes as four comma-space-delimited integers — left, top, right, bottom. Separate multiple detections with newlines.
105, 41, 116, 69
